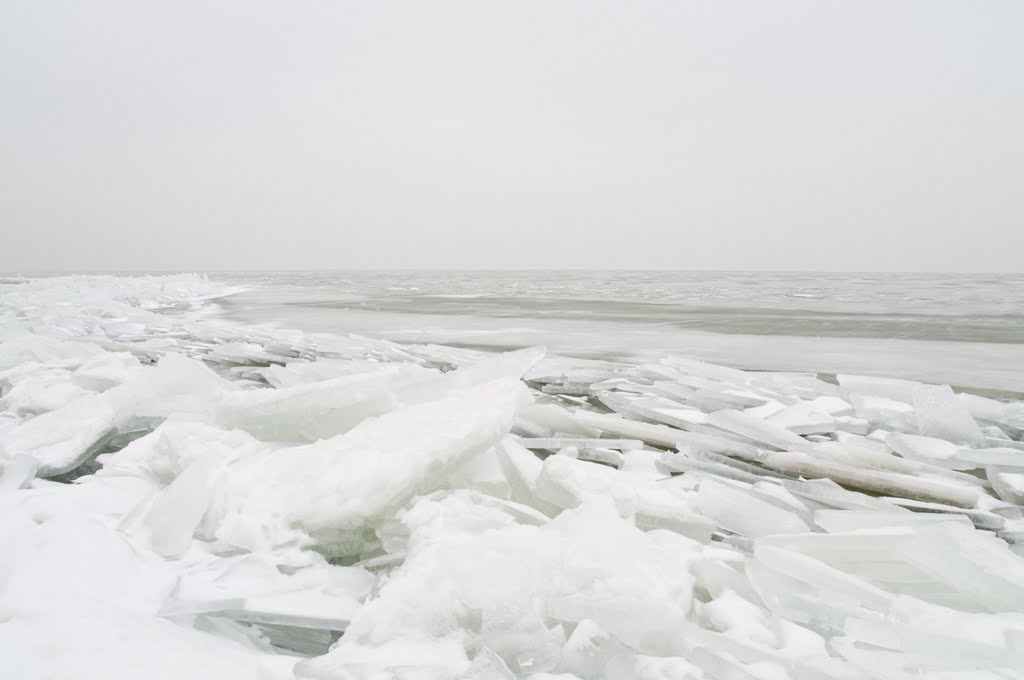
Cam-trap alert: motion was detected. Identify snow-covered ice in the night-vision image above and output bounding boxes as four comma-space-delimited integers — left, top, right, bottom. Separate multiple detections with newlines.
2, 274, 1024, 679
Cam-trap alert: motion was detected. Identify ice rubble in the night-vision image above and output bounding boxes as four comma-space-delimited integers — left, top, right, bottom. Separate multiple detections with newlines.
2, 275, 1024, 679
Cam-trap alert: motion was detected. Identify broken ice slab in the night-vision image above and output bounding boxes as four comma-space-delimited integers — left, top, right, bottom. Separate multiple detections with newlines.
643, 382, 770, 412
837, 374, 922, 403
226, 366, 270, 385
294, 640, 477, 680
748, 371, 841, 400
955, 447, 1024, 469
0, 454, 38, 491
841, 615, 1024, 672
534, 454, 628, 511
810, 440, 986, 490
440, 490, 552, 528
523, 355, 629, 383
517, 403, 601, 438
849, 393, 915, 429
573, 447, 625, 469
438, 346, 546, 389
572, 410, 763, 460
142, 453, 224, 557
989, 467, 1024, 505
215, 363, 438, 442
163, 596, 355, 633
981, 423, 1013, 439
0, 364, 93, 417
751, 542, 897, 618
214, 379, 531, 553
779, 477, 924, 513
1, 393, 118, 477
696, 478, 811, 539
261, 359, 390, 389
704, 410, 815, 452
510, 415, 551, 439
588, 378, 653, 396
539, 382, 592, 396
882, 497, 1007, 531
353, 551, 406, 572
744, 399, 789, 419
659, 356, 751, 384
634, 367, 716, 390
205, 341, 285, 366
617, 448, 668, 481
755, 450, 980, 508
749, 480, 818, 522
676, 625, 803, 676
986, 437, 1024, 452
495, 439, 561, 517
960, 391, 1024, 432
658, 450, 767, 486
884, 432, 965, 469
1001, 518, 1024, 547
594, 392, 756, 447
70, 351, 144, 391
760, 522, 1024, 613
399, 343, 491, 370
535, 454, 713, 541
834, 432, 890, 455
804, 395, 855, 416
446, 446, 512, 498
254, 623, 339, 656
517, 438, 643, 451
162, 553, 374, 632
813, 509, 973, 533
682, 447, 799, 481
831, 416, 870, 435
913, 384, 985, 447
766, 402, 836, 435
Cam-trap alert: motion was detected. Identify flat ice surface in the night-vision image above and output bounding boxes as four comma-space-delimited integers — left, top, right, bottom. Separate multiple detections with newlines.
2, 273, 1024, 680
218, 271, 1024, 394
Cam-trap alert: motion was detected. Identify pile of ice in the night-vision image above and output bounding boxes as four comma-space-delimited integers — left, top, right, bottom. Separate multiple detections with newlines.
2, 275, 1024, 679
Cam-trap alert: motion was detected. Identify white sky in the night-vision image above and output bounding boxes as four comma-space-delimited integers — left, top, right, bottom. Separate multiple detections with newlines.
1, 1, 1022, 272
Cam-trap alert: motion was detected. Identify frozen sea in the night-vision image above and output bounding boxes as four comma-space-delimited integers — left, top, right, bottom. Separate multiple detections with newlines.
3, 272, 1024, 678
216, 271, 1024, 395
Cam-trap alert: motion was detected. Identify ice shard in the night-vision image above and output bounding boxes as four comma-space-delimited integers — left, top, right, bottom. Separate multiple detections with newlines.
913, 384, 986, 447
704, 409, 815, 452
212, 378, 532, 553
215, 363, 437, 442
143, 453, 225, 557
696, 478, 811, 539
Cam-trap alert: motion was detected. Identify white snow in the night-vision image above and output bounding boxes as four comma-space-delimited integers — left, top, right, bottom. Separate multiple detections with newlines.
1, 274, 1024, 679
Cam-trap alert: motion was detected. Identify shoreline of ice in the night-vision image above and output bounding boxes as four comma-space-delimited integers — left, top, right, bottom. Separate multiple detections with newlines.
2, 274, 1024, 679
220, 285, 1024, 396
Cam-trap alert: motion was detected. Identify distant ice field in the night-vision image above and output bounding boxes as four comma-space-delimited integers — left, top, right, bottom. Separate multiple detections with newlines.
214, 271, 1024, 394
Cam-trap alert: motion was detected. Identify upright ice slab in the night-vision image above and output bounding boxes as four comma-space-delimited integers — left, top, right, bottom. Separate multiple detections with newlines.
913, 384, 986, 447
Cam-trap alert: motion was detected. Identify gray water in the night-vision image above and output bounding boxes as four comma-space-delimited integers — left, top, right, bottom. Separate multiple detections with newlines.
215, 271, 1024, 393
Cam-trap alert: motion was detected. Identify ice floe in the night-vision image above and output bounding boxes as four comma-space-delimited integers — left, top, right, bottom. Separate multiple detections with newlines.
2, 274, 1024, 679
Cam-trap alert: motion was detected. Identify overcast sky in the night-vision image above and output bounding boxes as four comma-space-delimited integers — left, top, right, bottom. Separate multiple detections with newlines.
1, 1, 1022, 272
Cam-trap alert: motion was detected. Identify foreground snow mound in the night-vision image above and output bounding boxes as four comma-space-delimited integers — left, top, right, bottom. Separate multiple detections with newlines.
3, 275, 1024, 679
300, 501, 701, 678
0, 514, 295, 680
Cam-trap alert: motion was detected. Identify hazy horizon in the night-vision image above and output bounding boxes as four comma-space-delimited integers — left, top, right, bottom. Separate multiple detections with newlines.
3, 1, 1023, 272
5, 267, 1024, 276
